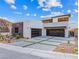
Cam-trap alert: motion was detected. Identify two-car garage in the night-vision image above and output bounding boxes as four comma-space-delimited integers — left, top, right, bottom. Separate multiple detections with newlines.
31, 27, 65, 37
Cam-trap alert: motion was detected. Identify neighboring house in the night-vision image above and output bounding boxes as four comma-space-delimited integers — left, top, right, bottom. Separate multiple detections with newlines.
69, 28, 78, 37
12, 14, 71, 38
0, 18, 12, 35
74, 28, 78, 38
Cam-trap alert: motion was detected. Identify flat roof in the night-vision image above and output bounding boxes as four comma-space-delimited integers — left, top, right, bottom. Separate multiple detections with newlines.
51, 14, 71, 18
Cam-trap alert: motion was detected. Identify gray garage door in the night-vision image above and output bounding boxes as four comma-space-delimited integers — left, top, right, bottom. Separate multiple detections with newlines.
46, 29, 65, 37
31, 28, 42, 37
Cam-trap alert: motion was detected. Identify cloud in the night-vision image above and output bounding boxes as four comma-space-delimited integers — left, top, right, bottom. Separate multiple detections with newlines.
10, 5, 16, 10
34, 14, 37, 16
41, 15, 52, 18
42, 8, 51, 11
74, 9, 78, 13
26, 13, 30, 16
75, 2, 78, 6
51, 11, 64, 16
4, 0, 15, 4
37, 0, 63, 10
23, 5, 28, 10
46, 0, 62, 8
4, 0, 16, 10
67, 10, 71, 13
41, 11, 64, 18
38, 0, 45, 7
14, 12, 22, 15
0, 16, 9, 20
31, 0, 34, 2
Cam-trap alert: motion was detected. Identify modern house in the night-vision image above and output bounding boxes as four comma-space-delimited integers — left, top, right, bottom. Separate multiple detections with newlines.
0, 18, 12, 35
0, 14, 71, 38
12, 14, 71, 38
69, 28, 78, 37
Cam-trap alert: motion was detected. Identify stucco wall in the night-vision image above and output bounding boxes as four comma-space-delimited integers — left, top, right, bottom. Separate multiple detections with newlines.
23, 20, 69, 38
53, 18, 58, 22
23, 20, 43, 38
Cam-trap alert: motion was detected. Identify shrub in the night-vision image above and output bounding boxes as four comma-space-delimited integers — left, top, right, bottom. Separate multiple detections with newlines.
72, 48, 78, 53
5, 34, 10, 38
16, 35, 21, 39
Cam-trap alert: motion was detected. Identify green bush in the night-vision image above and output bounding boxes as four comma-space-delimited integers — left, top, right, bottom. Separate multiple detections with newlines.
5, 34, 10, 38
16, 35, 21, 39
0, 34, 4, 40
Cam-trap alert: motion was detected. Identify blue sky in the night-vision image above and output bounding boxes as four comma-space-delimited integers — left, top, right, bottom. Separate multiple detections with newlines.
0, 0, 78, 27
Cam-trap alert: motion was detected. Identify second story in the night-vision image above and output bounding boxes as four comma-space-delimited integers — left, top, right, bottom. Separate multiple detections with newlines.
42, 14, 71, 27
42, 14, 71, 23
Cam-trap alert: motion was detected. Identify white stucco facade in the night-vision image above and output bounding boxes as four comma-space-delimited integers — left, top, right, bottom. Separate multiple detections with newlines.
42, 23, 69, 38
22, 21, 69, 38
42, 28, 46, 36
65, 26, 69, 37
53, 18, 58, 22
15, 14, 70, 38
23, 20, 43, 38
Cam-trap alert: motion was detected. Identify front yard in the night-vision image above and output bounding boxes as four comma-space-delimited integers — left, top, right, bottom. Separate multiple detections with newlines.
0, 34, 78, 54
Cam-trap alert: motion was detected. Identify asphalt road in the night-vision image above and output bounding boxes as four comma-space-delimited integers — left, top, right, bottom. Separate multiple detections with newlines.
0, 48, 48, 59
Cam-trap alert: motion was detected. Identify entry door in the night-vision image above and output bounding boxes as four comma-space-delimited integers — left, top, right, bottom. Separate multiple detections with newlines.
31, 29, 42, 37
46, 29, 65, 37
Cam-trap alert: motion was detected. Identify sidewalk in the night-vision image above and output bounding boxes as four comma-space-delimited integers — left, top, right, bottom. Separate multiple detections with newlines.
0, 48, 46, 59
0, 43, 78, 59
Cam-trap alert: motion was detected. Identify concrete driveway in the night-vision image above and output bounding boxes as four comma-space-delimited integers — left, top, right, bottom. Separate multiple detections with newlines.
9, 36, 75, 51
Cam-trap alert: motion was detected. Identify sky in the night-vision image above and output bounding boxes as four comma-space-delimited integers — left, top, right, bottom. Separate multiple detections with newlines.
0, 0, 78, 28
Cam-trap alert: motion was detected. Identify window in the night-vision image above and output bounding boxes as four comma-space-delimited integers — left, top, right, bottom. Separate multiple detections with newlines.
58, 17, 69, 22
42, 19, 53, 24
15, 27, 19, 33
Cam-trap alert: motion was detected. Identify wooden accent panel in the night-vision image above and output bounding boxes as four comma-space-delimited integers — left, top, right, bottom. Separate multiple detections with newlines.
42, 19, 52, 24
58, 17, 69, 22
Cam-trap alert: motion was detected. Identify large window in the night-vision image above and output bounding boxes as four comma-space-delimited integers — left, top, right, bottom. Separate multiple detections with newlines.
42, 19, 53, 24
58, 17, 69, 22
